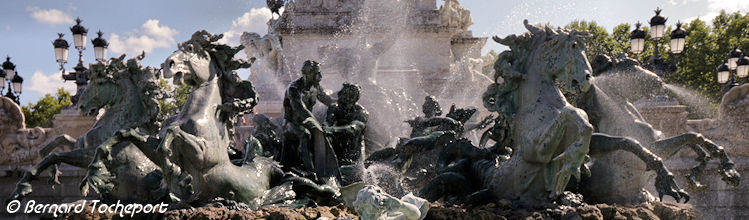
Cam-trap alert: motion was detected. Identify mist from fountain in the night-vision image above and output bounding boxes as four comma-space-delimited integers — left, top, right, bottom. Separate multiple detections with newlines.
664, 84, 718, 118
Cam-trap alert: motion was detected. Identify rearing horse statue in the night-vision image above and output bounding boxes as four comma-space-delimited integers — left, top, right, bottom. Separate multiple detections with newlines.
82, 31, 337, 208
482, 20, 689, 203
7, 54, 166, 203
569, 54, 741, 204
483, 20, 594, 201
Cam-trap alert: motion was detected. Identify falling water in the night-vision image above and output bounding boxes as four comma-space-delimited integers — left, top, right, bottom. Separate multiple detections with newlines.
360, 163, 407, 197
663, 84, 718, 118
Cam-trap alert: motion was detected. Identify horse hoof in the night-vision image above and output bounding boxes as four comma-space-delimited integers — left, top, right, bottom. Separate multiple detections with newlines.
7, 182, 33, 203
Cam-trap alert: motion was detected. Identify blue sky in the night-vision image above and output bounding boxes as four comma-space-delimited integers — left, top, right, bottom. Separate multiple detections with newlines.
1, 0, 747, 104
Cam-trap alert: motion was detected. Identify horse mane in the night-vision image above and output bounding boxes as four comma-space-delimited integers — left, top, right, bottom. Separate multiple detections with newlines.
97, 53, 168, 133
184, 30, 258, 134
492, 20, 589, 77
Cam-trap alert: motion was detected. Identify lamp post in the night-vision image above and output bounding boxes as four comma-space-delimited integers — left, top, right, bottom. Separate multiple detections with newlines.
718, 46, 749, 94
1, 56, 23, 104
630, 7, 686, 76
54, 17, 107, 106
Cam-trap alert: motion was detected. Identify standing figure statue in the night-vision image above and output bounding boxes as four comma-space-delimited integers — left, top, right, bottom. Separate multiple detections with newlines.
282, 60, 341, 182
325, 83, 369, 184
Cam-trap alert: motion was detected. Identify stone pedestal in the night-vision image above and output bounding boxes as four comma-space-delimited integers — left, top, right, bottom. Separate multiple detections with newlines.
640, 85, 749, 220
50, 109, 96, 139
0, 165, 96, 219
634, 96, 688, 138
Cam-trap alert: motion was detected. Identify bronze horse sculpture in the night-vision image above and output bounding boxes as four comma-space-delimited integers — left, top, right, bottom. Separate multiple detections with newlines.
7, 54, 167, 203
478, 20, 687, 203
569, 54, 741, 204
81, 31, 337, 208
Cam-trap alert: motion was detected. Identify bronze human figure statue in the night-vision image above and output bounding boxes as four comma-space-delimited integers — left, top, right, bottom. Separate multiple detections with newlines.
281, 60, 341, 182
243, 113, 283, 164
406, 96, 443, 138
81, 31, 337, 208
325, 83, 369, 166
325, 83, 369, 184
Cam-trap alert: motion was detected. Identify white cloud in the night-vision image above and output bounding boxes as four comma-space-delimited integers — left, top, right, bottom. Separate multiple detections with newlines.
221, 8, 273, 46
26, 70, 76, 95
687, 0, 749, 22
707, 0, 749, 11
26, 6, 74, 25
108, 19, 178, 56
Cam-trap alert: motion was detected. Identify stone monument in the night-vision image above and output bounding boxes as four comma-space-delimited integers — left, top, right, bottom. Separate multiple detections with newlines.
242, 0, 487, 116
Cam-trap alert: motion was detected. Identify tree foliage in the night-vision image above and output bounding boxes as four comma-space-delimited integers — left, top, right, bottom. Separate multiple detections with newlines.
21, 88, 72, 128
566, 11, 749, 118
157, 79, 193, 117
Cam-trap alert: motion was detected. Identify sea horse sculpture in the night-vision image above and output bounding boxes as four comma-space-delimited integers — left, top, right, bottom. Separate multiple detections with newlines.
480, 20, 688, 203
8, 54, 167, 203
81, 31, 337, 208
569, 54, 741, 204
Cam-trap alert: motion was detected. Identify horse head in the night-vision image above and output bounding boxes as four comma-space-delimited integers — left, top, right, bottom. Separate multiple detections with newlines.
162, 31, 218, 87
78, 61, 120, 116
162, 31, 250, 88
493, 20, 593, 95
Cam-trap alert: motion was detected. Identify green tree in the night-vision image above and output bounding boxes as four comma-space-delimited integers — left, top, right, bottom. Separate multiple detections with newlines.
157, 79, 193, 117
21, 88, 72, 128
565, 12, 749, 118
566, 20, 615, 61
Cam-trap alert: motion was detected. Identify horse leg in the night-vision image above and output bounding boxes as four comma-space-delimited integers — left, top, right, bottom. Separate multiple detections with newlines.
159, 126, 212, 206
650, 132, 741, 188
80, 128, 149, 196
39, 135, 78, 185
589, 133, 689, 202
542, 113, 592, 199
39, 135, 77, 157
6, 148, 95, 202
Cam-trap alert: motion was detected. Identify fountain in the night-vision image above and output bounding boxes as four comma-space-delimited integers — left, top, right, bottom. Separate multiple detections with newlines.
4, 1, 745, 219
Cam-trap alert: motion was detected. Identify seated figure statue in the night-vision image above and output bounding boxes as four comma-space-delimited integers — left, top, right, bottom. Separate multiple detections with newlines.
406, 96, 443, 138
281, 60, 340, 182
325, 83, 369, 166
242, 113, 283, 164
325, 83, 369, 185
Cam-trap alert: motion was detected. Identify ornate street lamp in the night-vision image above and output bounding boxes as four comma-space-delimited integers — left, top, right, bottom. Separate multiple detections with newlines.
649, 8, 667, 40
70, 18, 88, 50
92, 30, 109, 62
0, 66, 5, 90
630, 8, 685, 77
53, 17, 107, 106
737, 55, 749, 78
727, 46, 742, 70
717, 47, 748, 95
53, 33, 70, 65
11, 73, 23, 95
630, 22, 646, 54
717, 61, 730, 84
0, 57, 22, 104
2, 56, 16, 80
669, 22, 687, 54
